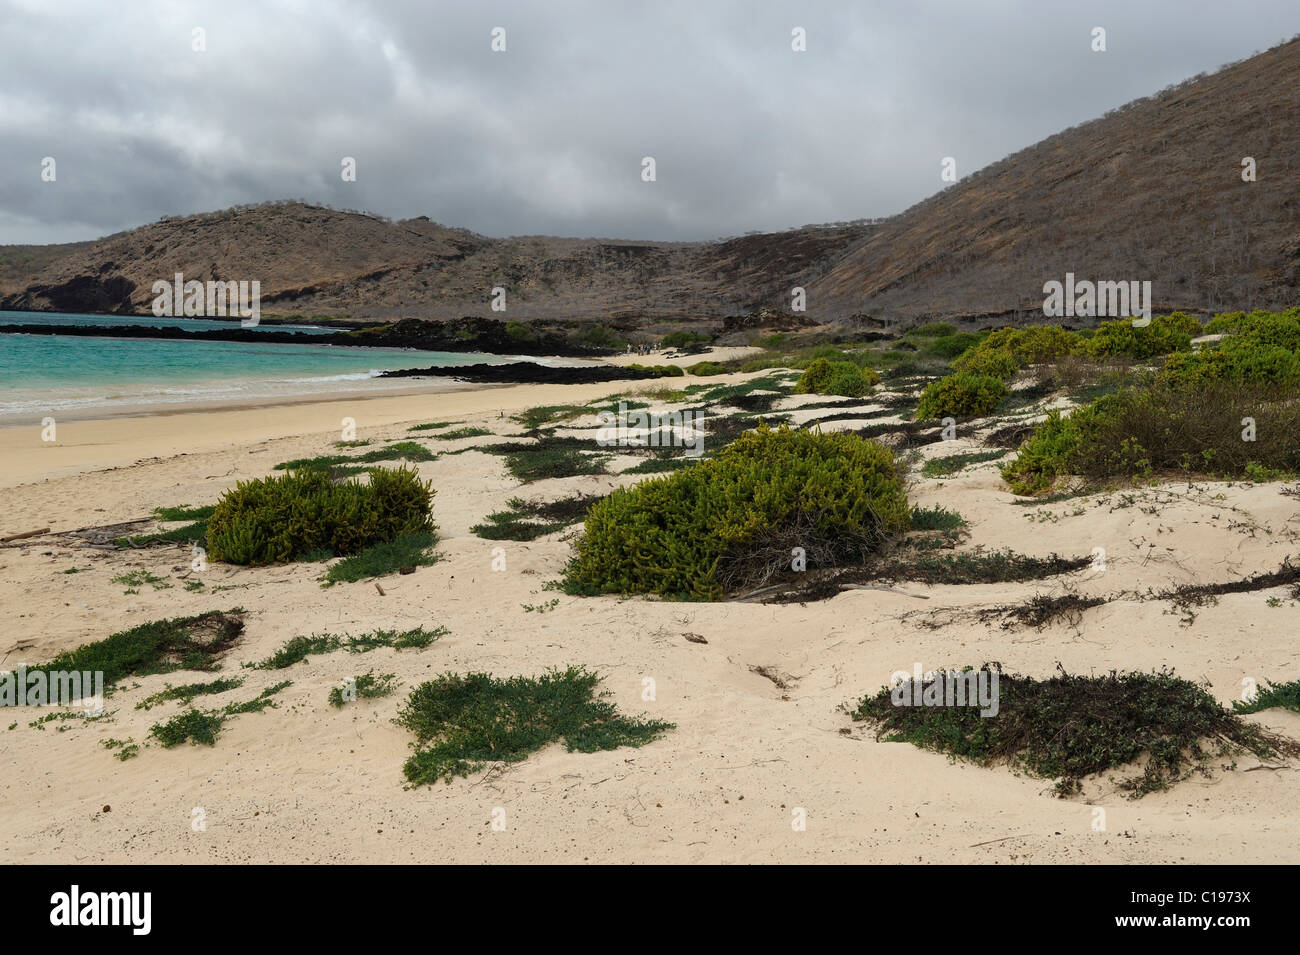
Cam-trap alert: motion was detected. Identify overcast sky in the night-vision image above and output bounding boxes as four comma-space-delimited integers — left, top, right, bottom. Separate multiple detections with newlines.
1, 0, 1296, 245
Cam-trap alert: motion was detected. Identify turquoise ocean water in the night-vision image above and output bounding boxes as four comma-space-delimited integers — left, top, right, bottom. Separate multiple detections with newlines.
0, 311, 512, 419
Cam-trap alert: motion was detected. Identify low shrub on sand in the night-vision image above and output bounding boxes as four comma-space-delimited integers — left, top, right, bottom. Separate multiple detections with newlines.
563, 423, 910, 599
1078, 312, 1201, 361
915, 373, 1007, 420
795, 358, 880, 398
206, 466, 434, 565
851, 664, 1300, 797
1002, 380, 1300, 495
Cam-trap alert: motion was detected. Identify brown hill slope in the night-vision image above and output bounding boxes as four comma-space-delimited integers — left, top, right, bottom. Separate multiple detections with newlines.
807, 37, 1300, 324
0, 201, 875, 322
2, 38, 1296, 326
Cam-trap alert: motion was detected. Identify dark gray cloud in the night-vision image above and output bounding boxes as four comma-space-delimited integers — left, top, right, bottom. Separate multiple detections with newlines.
1, 0, 1296, 243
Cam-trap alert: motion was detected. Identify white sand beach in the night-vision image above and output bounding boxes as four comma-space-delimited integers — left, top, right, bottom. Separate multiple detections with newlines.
1, 356, 1297, 865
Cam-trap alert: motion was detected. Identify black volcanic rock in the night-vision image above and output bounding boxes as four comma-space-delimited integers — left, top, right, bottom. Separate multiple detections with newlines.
380, 361, 663, 384
2, 275, 136, 314
0, 315, 611, 357
341, 317, 605, 357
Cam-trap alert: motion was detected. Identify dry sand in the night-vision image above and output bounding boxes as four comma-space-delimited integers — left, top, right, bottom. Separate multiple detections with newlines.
1, 362, 1298, 864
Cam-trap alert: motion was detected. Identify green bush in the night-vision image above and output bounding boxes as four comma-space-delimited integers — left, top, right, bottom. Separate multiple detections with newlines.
1000, 407, 1090, 495
577, 324, 620, 349
794, 358, 879, 397
628, 363, 686, 378
504, 320, 536, 343
661, 330, 712, 349
953, 325, 1074, 378
206, 466, 435, 565
1204, 308, 1300, 344
910, 322, 957, 338
821, 363, 879, 398
915, 373, 1007, 420
687, 361, 727, 376
1161, 339, 1300, 390
1163, 309, 1300, 389
954, 347, 1019, 378
563, 424, 910, 599
924, 331, 982, 359
1080, 312, 1200, 360
1003, 380, 1300, 495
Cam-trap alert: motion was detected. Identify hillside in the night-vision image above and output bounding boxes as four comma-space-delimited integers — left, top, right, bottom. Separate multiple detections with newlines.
806, 36, 1300, 324
2, 38, 1296, 327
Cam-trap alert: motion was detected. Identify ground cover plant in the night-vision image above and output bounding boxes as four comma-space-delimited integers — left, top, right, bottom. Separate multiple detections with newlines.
249, 626, 445, 670
32, 611, 244, 693
274, 440, 435, 472
471, 493, 603, 541
474, 434, 612, 482
394, 666, 673, 786
328, 670, 400, 707
323, 529, 439, 583
423, 426, 493, 440
851, 664, 1300, 797
136, 676, 244, 710
1234, 680, 1300, 715
114, 505, 215, 546
149, 680, 292, 747
909, 505, 967, 531
920, 450, 1007, 478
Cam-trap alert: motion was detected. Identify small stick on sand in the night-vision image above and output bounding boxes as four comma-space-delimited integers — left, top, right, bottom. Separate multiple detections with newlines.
839, 583, 930, 599
1, 527, 50, 543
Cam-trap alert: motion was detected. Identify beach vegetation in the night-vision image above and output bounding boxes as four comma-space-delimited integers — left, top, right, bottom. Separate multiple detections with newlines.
136, 676, 245, 710
563, 423, 910, 599
273, 440, 435, 472
395, 666, 673, 786
35, 611, 244, 693
851, 664, 1300, 797
1233, 679, 1300, 715
328, 670, 400, 707
149, 680, 292, 747
915, 373, 1007, 420
471, 493, 602, 541
1078, 312, 1200, 360
661, 330, 712, 349
324, 530, 439, 583
1002, 380, 1300, 495
206, 466, 434, 565
249, 625, 445, 670
795, 358, 879, 398
920, 449, 1008, 478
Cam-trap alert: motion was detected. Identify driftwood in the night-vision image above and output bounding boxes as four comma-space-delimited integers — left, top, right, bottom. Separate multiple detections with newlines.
1, 527, 50, 543
839, 583, 931, 599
